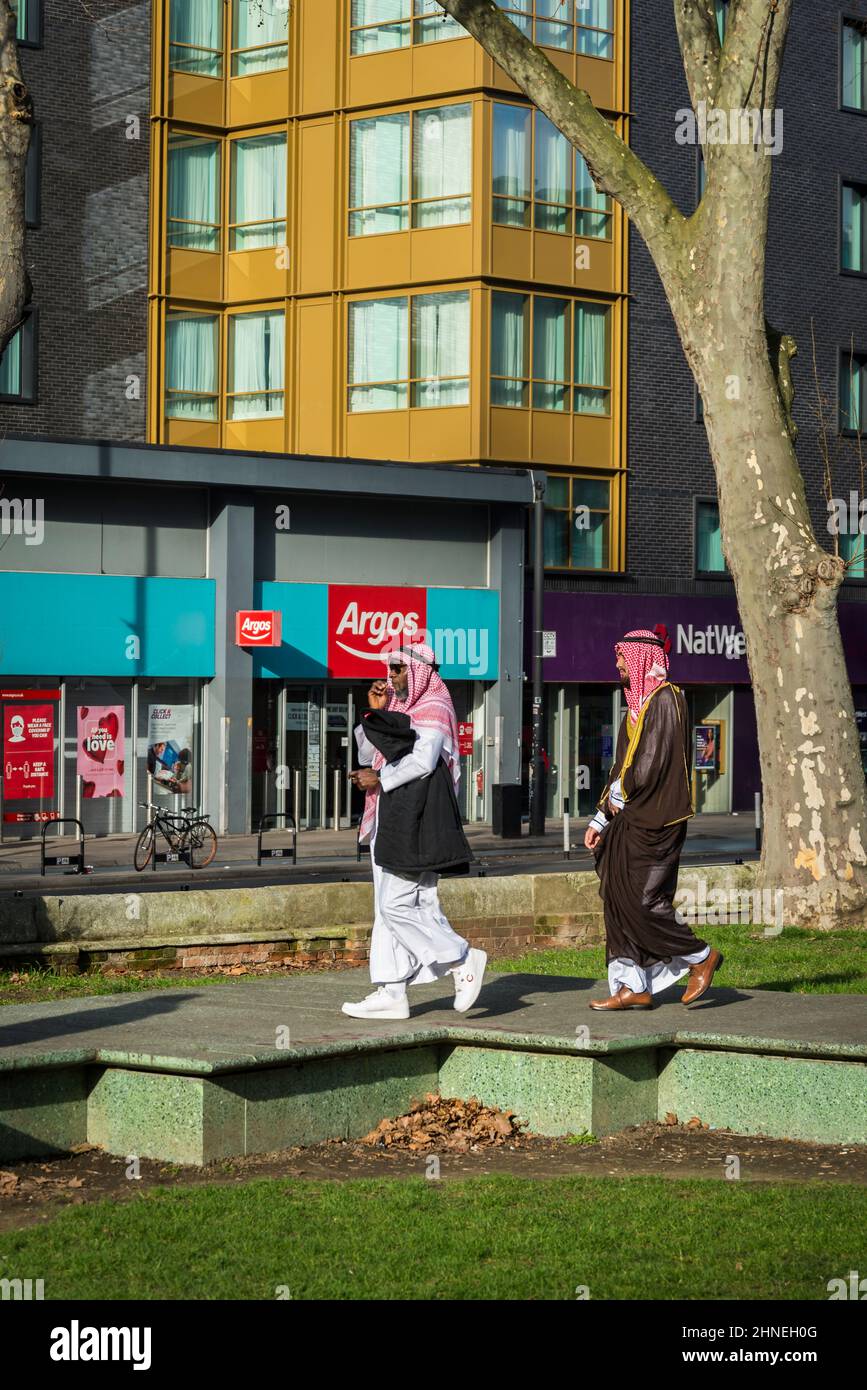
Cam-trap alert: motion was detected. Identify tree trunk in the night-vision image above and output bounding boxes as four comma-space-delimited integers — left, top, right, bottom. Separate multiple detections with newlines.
0, 0, 32, 354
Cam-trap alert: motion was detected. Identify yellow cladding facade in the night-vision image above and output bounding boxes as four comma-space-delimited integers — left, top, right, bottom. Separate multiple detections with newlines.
148, 0, 630, 570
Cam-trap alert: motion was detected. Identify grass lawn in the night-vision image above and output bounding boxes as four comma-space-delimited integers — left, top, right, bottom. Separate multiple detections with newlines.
0, 1174, 862, 1300
1, 925, 864, 1004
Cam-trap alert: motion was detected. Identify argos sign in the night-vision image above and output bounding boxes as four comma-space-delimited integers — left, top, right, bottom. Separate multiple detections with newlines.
328, 586, 426, 676
235, 611, 282, 648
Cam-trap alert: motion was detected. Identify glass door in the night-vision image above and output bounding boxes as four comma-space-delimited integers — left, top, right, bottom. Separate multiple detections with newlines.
324, 689, 353, 829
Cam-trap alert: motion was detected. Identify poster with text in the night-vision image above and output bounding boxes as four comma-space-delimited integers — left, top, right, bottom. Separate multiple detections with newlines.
77, 706, 125, 799
3, 704, 55, 800
147, 705, 194, 796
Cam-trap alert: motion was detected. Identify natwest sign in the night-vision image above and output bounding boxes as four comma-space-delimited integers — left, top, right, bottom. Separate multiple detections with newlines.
235, 611, 282, 648
328, 585, 427, 677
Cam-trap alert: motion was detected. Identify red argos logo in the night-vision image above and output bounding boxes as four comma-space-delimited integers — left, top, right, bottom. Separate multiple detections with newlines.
328, 586, 427, 677
235, 611, 283, 648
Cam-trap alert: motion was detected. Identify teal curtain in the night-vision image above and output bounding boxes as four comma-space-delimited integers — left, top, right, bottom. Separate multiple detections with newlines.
229, 312, 285, 419
492, 103, 531, 227
165, 315, 218, 419
542, 477, 570, 567
231, 134, 286, 249
491, 291, 528, 407
696, 502, 726, 572
840, 531, 866, 578
0, 325, 22, 395
412, 291, 470, 406
412, 104, 471, 227
233, 0, 288, 76
532, 297, 568, 410
414, 0, 463, 44
535, 112, 571, 232
840, 354, 864, 432
714, 0, 728, 43
350, 114, 410, 236
575, 150, 610, 238
572, 478, 609, 569
574, 303, 609, 413
167, 136, 219, 251
536, 0, 570, 51
577, 0, 613, 59
843, 184, 865, 271
170, 0, 222, 77
348, 298, 408, 412
351, 0, 410, 54
844, 23, 866, 111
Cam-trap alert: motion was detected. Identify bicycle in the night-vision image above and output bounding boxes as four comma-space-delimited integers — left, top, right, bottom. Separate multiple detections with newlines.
134, 802, 218, 871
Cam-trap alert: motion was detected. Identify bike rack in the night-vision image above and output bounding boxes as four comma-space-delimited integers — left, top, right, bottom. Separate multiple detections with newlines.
41, 819, 86, 877
152, 844, 193, 870
257, 812, 297, 867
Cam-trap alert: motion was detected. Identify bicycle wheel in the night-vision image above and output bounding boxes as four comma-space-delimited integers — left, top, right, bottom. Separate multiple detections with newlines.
188, 822, 217, 869
134, 823, 155, 871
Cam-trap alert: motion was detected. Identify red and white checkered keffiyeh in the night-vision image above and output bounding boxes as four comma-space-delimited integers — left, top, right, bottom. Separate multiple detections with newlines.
358, 641, 461, 845
616, 625, 672, 719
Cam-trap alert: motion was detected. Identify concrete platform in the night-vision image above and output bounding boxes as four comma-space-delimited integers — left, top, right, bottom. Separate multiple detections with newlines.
1, 972, 865, 1164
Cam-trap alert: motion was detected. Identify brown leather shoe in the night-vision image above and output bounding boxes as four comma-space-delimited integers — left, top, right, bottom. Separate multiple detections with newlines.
589, 987, 653, 1011
681, 948, 724, 1005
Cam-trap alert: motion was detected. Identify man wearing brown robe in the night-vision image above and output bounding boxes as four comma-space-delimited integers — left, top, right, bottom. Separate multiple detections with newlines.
583, 626, 724, 1010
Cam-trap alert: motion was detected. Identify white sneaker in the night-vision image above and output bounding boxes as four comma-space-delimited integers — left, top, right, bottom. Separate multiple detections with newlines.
341, 987, 409, 1021
452, 949, 487, 1013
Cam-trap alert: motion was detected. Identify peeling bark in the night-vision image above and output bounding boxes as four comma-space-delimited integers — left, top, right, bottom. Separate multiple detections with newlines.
438, 0, 867, 928
0, 0, 32, 355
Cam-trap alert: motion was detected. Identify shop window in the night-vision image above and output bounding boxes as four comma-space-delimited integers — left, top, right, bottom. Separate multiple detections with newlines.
491, 290, 610, 415
349, 104, 470, 237
167, 133, 221, 251
696, 499, 727, 574
842, 181, 867, 273
495, 1, 614, 60
349, 0, 464, 55
531, 474, 611, 571
0, 310, 37, 403
169, 0, 223, 76
492, 103, 612, 238
843, 17, 867, 113
348, 290, 469, 411
165, 311, 219, 419
232, 0, 288, 75
230, 132, 287, 250
228, 310, 285, 419
840, 348, 867, 432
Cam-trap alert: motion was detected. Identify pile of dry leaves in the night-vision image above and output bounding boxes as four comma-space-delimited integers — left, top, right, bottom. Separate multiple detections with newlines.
361, 1093, 528, 1154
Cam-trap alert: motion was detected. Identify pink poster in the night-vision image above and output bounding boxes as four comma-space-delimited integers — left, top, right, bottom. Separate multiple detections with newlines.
77, 706, 125, 799
3, 704, 55, 800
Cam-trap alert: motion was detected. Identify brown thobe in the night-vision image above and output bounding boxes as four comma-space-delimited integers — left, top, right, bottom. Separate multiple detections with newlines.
593, 682, 707, 970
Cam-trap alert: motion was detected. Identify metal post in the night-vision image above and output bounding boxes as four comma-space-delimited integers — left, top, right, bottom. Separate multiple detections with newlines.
75, 774, 82, 829
293, 768, 301, 834
755, 791, 762, 852
563, 794, 571, 860
333, 766, 341, 832
529, 474, 547, 836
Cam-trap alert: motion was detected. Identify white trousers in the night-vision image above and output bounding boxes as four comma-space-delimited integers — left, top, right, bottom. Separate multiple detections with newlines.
608, 946, 711, 997
369, 842, 469, 987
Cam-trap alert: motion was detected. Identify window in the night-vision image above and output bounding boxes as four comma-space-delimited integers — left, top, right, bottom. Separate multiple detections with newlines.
232, 0, 288, 75
349, 0, 463, 54
535, 475, 611, 570
167, 133, 220, 251
165, 312, 219, 419
495, 1, 614, 60
840, 349, 867, 432
348, 290, 470, 412
230, 133, 286, 249
228, 311, 284, 419
25, 124, 40, 228
492, 103, 611, 238
842, 181, 867, 272
696, 500, 726, 574
840, 530, 866, 578
843, 18, 867, 112
169, 0, 223, 77
11, 0, 41, 46
349, 104, 471, 236
714, 0, 729, 43
491, 291, 610, 413
0, 312, 36, 402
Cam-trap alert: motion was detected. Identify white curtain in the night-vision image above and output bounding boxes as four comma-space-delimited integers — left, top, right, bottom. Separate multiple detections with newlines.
165, 315, 218, 419
232, 134, 286, 249
350, 113, 410, 235
348, 298, 408, 412
351, 0, 410, 54
412, 291, 470, 406
412, 105, 471, 227
167, 137, 219, 251
844, 23, 865, 110
535, 0, 570, 51
843, 184, 864, 272
229, 311, 285, 418
535, 112, 570, 232
533, 297, 568, 410
577, 0, 613, 59
170, 0, 222, 76
414, 0, 463, 44
494, 2, 531, 39
492, 103, 531, 226
575, 150, 610, 238
233, 0, 288, 75
491, 291, 527, 407
574, 303, 608, 414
